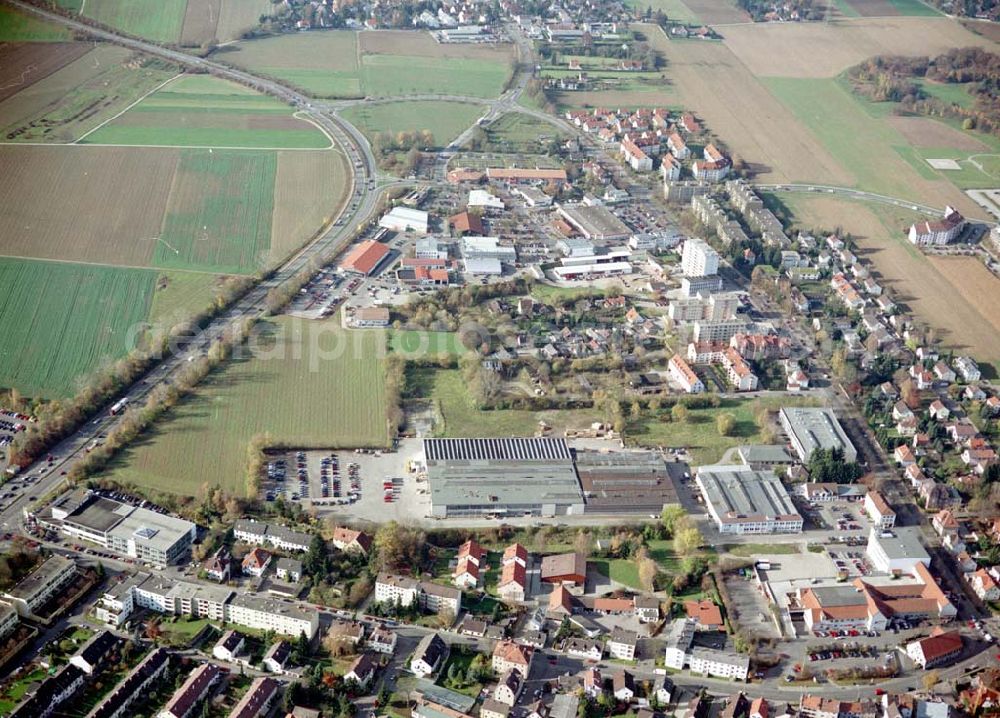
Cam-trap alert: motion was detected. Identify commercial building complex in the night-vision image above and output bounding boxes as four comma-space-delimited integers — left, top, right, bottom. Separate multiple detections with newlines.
556, 203, 631, 241
695, 466, 803, 535
422, 438, 584, 518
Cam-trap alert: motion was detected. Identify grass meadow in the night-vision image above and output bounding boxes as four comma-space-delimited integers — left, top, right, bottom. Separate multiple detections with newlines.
0, 258, 155, 398
342, 101, 483, 148
104, 318, 390, 497
84, 75, 331, 149
390, 331, 468, 357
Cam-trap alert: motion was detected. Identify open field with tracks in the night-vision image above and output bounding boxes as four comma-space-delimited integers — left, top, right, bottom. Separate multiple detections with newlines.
104, 318, 390, 496
220, 29, 513, 98
720, 17, 992, 79
0, 42, 90, 103
0, 258, 155, 398
0, 47, 178, 143
774, 193, 1000, 373
342, 100, 483, 148
82, 74, 331, 148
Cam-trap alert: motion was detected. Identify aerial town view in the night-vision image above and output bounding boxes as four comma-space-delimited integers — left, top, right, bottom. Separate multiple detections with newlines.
2, 0, 1000, 714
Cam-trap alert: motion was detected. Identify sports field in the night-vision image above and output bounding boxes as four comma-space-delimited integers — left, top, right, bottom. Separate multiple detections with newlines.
104, 318, 390, 496
775, 193, 1000, 374
0, 46, 179, 143
222, 30, 513, 99
342, 101, 484, 148
0, 258, 155, 398
82, 74, 332, 148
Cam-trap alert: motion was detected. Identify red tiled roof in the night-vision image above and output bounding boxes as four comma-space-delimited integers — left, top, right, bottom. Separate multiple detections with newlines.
340, 240, 390, 275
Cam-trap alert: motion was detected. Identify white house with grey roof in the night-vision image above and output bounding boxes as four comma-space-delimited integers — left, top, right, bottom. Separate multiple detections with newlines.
695, 466, 802, 535
779, 407, 857, 463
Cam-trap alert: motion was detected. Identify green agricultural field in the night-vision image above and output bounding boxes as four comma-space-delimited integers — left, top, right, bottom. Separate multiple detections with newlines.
625, 0, 700, 21
83, 75, 331, 149
0, 5, 71, 41
155, 149, 276, 274
0, 258, 155, 398
627, 396, 818, 465
342, 101, 483, 149
75, 0, 188, 42
104, 318, 389, 496
390, 331, 468, 357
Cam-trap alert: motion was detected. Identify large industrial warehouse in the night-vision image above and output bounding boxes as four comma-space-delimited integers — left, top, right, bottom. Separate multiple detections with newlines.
574, 450, 681, 512
422, 438, 586, 518
695, 465, 803, 535
779, 407, 857, 463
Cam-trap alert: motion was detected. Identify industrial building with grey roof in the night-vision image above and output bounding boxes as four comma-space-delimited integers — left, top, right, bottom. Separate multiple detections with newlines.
423, 438, 584, 518
779, 407, 857, 463
695, 465, 803, 535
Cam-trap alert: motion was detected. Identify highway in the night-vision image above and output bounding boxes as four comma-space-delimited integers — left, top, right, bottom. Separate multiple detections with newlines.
0, 0, 391, 532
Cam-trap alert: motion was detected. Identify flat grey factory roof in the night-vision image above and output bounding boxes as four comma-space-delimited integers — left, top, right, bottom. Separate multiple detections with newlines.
780, 407, 855, 457
696, 466, 800, 520
424, 437, 571, 462
428, 462, 584, 508
736, 445, 795, 464
558, 203, 631, 238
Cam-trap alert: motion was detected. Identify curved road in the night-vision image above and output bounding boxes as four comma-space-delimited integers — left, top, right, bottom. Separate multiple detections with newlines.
757, 183, 954, 218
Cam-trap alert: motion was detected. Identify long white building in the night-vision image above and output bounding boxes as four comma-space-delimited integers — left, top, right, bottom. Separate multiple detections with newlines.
696, 465, 803, 535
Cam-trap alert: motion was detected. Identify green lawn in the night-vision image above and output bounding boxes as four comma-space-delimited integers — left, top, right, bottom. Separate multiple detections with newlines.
104, 318, 389, 497
154, 149, 276, 274
148, 270, 229, 325
592, 558, 643, 590
426, 369, 599, 438
390, 331, 469, 357
0, 668, 48, 715
626, 396, 818, 466
916, 79, 975, 109
83, 75, 331, 149
342, 101, 484, 149
0, 5, 71, 40
0, 258, 156, 398
77, 0, 188, 42
723, 543, 801, 557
